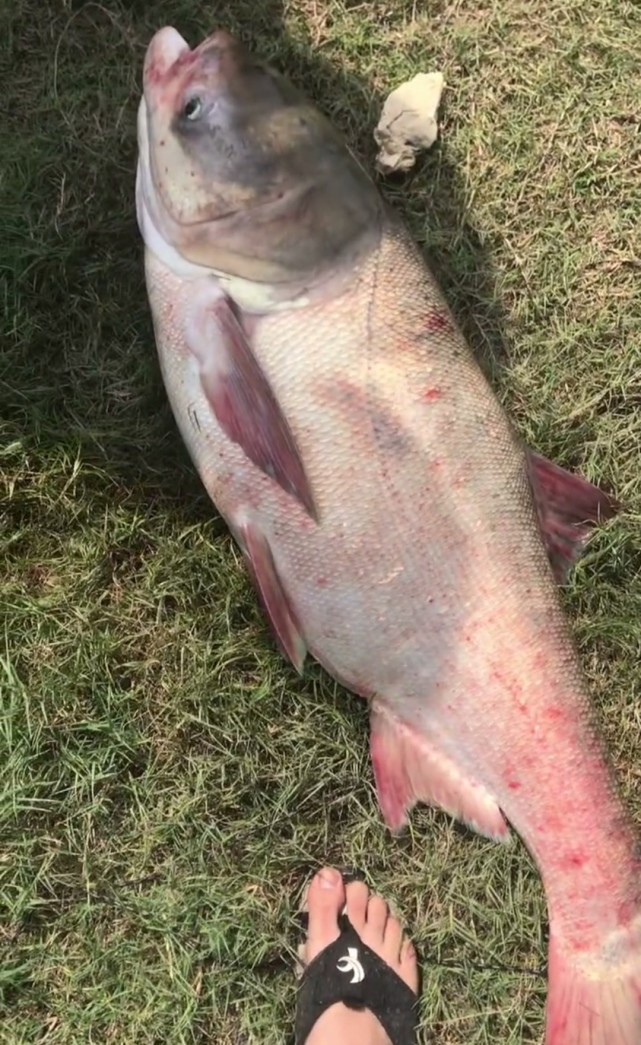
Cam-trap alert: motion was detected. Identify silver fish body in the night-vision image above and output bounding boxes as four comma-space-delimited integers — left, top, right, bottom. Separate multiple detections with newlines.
136, 26, 641, 1043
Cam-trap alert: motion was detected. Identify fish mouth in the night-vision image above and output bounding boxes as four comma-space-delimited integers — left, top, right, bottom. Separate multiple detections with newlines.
142, 26, 251, 115
143, 26, 215, 90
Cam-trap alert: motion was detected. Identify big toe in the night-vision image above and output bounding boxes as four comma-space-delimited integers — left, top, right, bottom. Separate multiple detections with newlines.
302, 867, 346, 964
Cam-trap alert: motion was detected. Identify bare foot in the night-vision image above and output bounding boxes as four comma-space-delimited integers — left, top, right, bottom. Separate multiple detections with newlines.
298, 867, 419, 1045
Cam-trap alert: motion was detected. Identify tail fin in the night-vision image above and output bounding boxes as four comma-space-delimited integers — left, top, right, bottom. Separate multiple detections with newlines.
546, 934, 641, 1043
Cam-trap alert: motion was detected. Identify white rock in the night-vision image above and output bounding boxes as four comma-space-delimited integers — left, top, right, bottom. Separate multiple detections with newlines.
374, 72, 445, 174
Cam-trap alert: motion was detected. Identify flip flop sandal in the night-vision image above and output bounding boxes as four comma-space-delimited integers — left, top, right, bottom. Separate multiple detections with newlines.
294, 871, 420, 1045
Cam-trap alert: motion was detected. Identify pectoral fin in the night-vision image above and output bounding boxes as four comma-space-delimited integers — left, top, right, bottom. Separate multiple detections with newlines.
186, 284, 317, 520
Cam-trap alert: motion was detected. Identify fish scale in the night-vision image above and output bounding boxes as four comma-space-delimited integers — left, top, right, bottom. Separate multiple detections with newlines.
137, 24, 641, 1042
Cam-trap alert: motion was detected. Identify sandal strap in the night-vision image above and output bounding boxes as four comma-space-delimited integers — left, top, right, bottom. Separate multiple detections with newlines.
295, 914, 418, 1045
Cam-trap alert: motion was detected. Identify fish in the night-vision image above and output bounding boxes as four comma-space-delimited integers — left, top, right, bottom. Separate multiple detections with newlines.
135, 25, 641, 1043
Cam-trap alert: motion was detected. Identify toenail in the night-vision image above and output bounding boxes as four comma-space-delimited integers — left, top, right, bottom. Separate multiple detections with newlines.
319, 868, 340, 889
338, 866, 366, 884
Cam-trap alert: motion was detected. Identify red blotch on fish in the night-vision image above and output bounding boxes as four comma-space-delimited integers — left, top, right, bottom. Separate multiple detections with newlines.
422, 387, 443, 403
489, 666, 524, 702
537, 814, 562, 835
144, 61, 164, 88
564, 852, 588, 870
147, 47, 195, 87
618, 899, 639, 927
503, 762, 522, 791
425, 310, 450, 334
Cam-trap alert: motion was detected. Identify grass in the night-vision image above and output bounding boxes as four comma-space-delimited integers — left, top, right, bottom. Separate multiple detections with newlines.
2, 0, 641, 1041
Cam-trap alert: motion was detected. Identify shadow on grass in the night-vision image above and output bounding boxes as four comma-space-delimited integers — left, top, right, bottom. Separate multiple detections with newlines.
3, 0, 511, 527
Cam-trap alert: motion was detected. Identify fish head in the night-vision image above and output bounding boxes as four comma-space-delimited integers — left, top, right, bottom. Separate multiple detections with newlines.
141, 28, 301, 228
137, 26, 382, 288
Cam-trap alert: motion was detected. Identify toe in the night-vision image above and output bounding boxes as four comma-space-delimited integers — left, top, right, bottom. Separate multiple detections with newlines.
364, 894, 389, 941
383, 913, 403, 963
344, 879, 369, 932
304, 867, 346, 963
399, 938, 420, 993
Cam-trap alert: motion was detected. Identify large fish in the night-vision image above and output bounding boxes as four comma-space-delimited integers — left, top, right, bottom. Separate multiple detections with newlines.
135, 25, 641, 1043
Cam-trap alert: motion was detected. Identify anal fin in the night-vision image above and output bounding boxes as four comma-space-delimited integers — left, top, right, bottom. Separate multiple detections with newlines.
369, 704, 509, 842
238, 520, 307, 675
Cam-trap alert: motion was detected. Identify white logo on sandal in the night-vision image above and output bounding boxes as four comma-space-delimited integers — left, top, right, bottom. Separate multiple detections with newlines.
337, 947, 365, 984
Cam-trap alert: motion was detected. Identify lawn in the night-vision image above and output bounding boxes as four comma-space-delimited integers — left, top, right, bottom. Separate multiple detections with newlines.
2, 0, 641, 1042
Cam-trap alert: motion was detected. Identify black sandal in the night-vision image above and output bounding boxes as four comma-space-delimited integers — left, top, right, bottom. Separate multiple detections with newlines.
294, 877, 420, 1045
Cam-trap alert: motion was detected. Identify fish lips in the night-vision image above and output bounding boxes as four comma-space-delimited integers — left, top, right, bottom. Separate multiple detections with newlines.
142, 27, 250, 117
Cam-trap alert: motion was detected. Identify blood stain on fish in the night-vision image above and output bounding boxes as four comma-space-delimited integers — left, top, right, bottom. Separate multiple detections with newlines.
563, 853, 588, 870
425, 310, 450, 333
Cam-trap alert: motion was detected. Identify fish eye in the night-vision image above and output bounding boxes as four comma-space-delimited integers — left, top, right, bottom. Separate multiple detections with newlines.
182, 96, 203, 121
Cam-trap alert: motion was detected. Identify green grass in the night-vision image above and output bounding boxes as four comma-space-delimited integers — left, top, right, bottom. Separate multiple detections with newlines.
2, 0, 641, 1042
